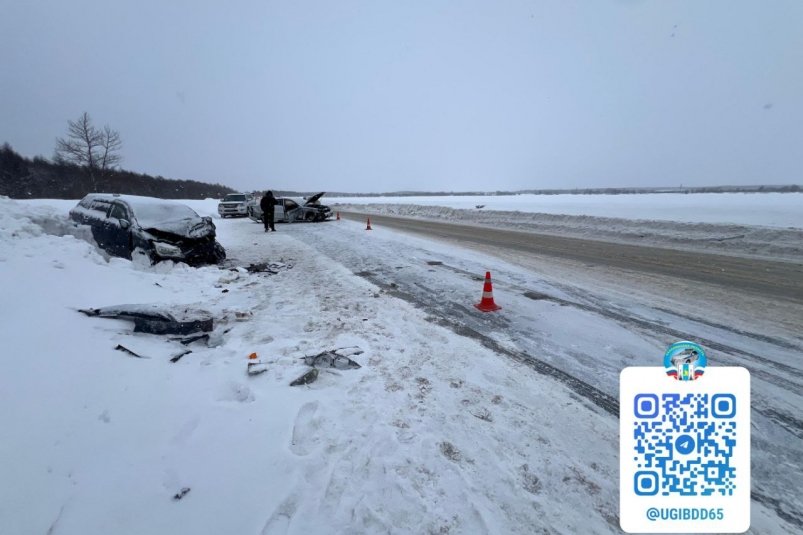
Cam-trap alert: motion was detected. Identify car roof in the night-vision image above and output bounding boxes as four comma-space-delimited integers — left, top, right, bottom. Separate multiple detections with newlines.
80, 193, 200, 217
82, 193, 186, 208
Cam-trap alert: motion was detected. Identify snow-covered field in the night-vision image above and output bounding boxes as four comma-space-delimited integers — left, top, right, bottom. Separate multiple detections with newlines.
329, 193, 803, 229
1, 197, 800, 534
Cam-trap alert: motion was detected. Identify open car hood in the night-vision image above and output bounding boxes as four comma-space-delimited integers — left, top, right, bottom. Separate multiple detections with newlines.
304, 192, 326, 206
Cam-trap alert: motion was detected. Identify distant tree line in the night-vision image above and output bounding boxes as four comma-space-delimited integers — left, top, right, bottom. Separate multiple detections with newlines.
515, 185, 801, 195
321, 184, 800, 197
0, 143, 234, 200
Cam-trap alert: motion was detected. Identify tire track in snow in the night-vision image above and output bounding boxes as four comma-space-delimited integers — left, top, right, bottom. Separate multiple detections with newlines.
440, 262, 803, 438
353, 270, 803, 531
437, 260, 803, 376
291, 220, 802, 532
410, 260, 803, 439
355, 270, 620, 418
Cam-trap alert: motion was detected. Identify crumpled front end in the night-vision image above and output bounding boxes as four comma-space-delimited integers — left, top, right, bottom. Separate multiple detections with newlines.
141, 227, 226, 266
317, 205, 333, 220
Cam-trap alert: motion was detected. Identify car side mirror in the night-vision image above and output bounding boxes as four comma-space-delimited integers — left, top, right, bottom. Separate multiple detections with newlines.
119, 219, 130, 229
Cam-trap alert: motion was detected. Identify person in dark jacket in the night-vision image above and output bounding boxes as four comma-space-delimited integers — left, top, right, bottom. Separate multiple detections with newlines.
260, 191, 276, 232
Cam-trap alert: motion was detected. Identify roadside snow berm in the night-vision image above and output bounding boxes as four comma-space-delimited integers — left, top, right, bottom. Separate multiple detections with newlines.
366, 217, 372, 230
474, 271, 501, 312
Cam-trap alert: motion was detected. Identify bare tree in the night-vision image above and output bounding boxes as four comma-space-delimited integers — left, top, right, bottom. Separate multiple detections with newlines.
99, 125, 123, 171
55, 112, 123, 187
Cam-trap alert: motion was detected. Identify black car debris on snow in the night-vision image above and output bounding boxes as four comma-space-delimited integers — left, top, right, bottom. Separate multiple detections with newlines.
69, 194, 226, 266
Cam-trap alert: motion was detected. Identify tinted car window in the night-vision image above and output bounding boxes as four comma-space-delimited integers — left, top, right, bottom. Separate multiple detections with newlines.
109, 204, 128, 220
91, 200, 111, 214
285, 199, 298, 210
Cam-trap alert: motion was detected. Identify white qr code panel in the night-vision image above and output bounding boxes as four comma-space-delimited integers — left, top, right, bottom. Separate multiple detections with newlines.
620, 367, 750, 533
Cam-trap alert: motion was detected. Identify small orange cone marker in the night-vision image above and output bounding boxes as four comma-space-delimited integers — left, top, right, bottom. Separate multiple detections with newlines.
474, 271, 501, 312
366, 217, 372, 230
247, 352, 267, 376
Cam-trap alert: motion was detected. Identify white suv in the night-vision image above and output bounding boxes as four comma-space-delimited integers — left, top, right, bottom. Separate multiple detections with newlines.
217, 193, 249, 218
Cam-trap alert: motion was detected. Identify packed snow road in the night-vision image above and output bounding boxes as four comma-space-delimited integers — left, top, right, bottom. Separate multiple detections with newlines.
229, 213, 801, 532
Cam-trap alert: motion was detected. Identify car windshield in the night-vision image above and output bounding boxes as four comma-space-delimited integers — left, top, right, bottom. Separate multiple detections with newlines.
223, 194, 246, 202
130, 201, 200, 227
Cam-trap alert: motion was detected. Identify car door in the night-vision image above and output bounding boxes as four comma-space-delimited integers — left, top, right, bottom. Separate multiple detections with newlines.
86, 200, 112, 247
283, 199, 301, 221
274, 199, 287, 222
105, 203, 133, 258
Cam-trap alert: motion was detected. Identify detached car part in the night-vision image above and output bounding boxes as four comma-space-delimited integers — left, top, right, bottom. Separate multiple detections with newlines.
78, 304, 214, 335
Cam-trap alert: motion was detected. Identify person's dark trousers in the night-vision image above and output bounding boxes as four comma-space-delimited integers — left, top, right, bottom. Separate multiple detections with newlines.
265, 211, 275, 231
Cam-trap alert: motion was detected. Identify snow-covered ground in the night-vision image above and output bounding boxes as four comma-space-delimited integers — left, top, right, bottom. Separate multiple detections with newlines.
1, 197, 800, 534
329, 193, 803, 229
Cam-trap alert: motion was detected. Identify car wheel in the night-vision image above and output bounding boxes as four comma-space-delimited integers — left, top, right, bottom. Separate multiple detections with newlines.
212, 242, 226, 262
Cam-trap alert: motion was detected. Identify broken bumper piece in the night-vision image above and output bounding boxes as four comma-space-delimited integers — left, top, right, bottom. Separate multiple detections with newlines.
78, 304, 213, 335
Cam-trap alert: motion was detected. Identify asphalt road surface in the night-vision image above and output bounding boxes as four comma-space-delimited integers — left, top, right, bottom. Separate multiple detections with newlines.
341, 212, 803, 304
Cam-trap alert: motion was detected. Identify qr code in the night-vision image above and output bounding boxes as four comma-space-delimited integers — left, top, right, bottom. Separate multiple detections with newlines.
632, 393, 737, 497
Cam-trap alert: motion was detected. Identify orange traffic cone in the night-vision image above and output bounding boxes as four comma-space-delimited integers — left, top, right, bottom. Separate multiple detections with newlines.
366, 217, 372, 230
336, 212, 341, 221
474, 271, 501, 312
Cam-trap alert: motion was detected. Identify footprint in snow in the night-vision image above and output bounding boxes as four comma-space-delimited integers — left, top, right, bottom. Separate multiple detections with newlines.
290, 401, 321, 456
260, 494, 299, 535
218, 382, 255, 404
171, 415, 200, 445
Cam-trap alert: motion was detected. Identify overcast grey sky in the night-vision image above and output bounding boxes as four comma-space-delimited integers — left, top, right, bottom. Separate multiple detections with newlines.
2, 1, 801, 193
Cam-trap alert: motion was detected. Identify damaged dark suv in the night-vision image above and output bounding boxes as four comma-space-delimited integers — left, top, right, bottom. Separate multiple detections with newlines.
69, 194, 226, 265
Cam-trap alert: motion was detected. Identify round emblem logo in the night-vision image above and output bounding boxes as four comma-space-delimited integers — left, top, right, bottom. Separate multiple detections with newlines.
664, 341, 707, 381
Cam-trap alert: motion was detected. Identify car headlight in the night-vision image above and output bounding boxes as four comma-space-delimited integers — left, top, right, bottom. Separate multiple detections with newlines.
153, 241, 184, 258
